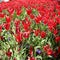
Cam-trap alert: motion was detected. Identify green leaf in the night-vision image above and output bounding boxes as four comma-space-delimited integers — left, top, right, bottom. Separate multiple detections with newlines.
36, 56, 42, 60
32, 9, 39, 16
13, 11, 17, 19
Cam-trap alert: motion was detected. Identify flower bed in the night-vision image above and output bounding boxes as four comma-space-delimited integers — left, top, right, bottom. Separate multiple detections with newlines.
0, 0, 60, 60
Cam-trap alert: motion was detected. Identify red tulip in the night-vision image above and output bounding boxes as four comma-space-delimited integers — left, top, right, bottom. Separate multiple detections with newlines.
7, 7, 14, 15
6, 16, 11, 23
16, 27, 20, 34
23, 31, 30, 38
35, 15, 42, 24
58, 46, 60, 54
43, 45, 53, 55
0, 13, 5, 18
4, 23, 10, 30
13, 58, 17, 60
33, 29, 40, 36
16, 9, 22, 15
14, 20, 20, 27
29, 14, 35, 19
30, 57, 35, 60
22, 20, 31, 31
43, 45, 50, 51
48, 26, 54, 32
48, 19, 57, 28
42, 17, 48, 25
40, 31, 46, 38
55, 36, 60, 43
53, 29, 58, 35
29, 46, 33, 56
0, 25, 2, 32
47, 49, 53, 55
14, 32, 22, 43
53, 51, 58, 58
6, 49, 12, 57
56, 17, 60, 24
27, 9, 32, 15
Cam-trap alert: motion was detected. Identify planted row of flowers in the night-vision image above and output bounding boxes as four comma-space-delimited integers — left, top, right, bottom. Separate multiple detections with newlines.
0, 0, 60, 60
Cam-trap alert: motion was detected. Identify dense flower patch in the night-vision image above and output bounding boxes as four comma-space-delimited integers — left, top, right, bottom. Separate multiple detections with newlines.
0, 0, 60, 60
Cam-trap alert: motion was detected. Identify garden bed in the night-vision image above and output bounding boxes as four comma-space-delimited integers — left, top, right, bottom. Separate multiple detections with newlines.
0, 0, 60, 60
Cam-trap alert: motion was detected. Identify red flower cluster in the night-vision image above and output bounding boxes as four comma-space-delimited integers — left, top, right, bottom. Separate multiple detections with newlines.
22, 18, 31, 31
0, 0, 60, 60
43, 45, 53, 55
